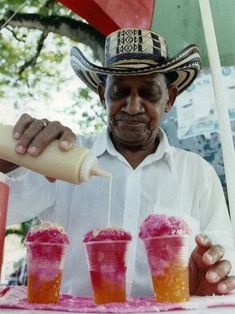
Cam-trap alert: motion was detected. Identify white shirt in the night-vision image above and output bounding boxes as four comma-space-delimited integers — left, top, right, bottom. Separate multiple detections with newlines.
6, 128, 235, 297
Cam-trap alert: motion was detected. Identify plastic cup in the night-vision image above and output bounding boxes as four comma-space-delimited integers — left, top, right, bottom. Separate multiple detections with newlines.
0, 181, 9, 280
143, 235, 190, 303
26, 242, 68, 304
84, 240, 130, 305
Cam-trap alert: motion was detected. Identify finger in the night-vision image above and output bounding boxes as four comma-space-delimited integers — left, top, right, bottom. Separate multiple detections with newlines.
202, 244, 225, 265
15, 119, 49, 154
192, 234, 212, 261
58, 127, 76, 151
27, 121, 64, 155
190, 246, 207, 271
13, 113, 34, 140
189, 235, 213, 272
195, 234, 212, 249
206, 260, 231, 283
217, 275, 235, 294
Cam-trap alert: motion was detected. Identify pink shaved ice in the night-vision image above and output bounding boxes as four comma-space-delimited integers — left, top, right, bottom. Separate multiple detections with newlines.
139, 214, 191, 239
83, 227, 132, 242
26, 222, 70, 245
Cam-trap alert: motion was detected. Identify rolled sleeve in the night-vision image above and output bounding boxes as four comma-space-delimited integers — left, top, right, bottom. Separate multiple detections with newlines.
5, 167, 56, 225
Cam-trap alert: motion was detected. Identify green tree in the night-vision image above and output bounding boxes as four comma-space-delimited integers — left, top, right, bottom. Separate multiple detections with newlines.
0, 0, 106, 133
1, 1, 107, 278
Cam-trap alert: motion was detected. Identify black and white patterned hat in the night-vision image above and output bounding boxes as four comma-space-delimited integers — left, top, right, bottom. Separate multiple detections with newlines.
70, 28, 201, 95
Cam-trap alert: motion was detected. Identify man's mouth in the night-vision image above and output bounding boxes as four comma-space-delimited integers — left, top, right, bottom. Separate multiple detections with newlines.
117, 120, 147, 127
115, 113, 150, 124
116, 116, 150, 124
120, 119, 145, 123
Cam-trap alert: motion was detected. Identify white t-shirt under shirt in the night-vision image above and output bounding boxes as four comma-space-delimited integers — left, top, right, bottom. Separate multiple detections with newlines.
6, 128, 235, 296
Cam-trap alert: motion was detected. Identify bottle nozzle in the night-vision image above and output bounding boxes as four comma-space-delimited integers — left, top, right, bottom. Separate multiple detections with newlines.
80, 154, 111, 182
90, 167, 111, 177
0, 172, 7, 183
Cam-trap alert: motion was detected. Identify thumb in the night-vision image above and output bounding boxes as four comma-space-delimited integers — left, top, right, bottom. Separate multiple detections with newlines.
195, 234, 212, 252
190, 234, 212, 271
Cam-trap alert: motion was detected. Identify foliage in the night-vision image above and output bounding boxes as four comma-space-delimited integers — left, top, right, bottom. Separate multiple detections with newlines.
0, 0, 106, 134
0, 1, 107, 263
5, 220, 32, 242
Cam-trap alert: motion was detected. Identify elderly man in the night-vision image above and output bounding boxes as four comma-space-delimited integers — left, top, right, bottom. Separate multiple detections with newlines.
1, 28, 235, 297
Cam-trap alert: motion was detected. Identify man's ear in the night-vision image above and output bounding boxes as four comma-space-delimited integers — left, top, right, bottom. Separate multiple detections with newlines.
165, 85, 178, 112
97, 84, 105, 107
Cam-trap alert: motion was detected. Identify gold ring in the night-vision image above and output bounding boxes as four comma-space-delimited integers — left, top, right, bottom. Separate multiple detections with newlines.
42, 119, 48, 127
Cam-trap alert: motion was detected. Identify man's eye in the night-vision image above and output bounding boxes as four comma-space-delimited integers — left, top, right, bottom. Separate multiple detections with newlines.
139, 88, 162, 102
110, 89, 128, 100
140, 92, 159, 102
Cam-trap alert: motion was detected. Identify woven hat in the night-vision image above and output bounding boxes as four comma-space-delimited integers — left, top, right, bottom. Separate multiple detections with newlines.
70, 28, 201, 95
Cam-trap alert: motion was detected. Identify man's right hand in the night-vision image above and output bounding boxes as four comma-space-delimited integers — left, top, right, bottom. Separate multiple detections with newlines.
13, 113, 76, 156
0, 113, 76, 174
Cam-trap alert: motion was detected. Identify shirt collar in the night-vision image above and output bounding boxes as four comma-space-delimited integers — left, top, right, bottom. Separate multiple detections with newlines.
91, 127, 117, 157
145, 128, 174, 171
91, 127, 174, 171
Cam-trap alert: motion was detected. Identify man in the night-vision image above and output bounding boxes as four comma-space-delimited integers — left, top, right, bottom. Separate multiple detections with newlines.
1, 28, 235, 296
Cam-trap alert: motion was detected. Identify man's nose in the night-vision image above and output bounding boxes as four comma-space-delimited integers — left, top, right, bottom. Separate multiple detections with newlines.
122, 94, 145, 114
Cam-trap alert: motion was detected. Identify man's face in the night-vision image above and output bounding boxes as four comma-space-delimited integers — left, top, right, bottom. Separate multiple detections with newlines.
100, 73, 176, 150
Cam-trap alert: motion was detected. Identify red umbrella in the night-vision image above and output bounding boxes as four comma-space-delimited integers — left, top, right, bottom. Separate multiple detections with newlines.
59, 0, 153, 35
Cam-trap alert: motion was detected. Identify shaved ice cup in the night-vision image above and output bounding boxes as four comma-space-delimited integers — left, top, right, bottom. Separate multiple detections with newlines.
84, 240, 130, 305
26, 242, 68, 304
143, 235, 190, 303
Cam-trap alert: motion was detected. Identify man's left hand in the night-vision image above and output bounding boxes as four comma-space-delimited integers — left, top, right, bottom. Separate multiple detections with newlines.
189, 234, 235, 295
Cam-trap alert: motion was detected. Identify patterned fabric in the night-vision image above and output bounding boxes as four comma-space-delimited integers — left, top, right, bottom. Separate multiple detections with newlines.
70, 28, 201, 95
105, 29, 167, 65
7, 258, 27, 286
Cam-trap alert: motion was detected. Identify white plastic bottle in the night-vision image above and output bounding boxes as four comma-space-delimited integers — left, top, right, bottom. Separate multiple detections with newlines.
0, 124, 110, 184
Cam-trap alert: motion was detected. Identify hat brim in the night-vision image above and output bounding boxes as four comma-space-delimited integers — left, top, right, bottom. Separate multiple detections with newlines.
70, 45, 201, 95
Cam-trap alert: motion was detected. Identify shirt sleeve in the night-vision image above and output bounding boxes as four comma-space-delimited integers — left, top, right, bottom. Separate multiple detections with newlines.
5, 167, 56, 225
199, 162, 235, 272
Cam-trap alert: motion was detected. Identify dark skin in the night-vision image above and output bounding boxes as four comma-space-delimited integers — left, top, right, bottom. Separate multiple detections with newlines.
98, 74, 176, 169
189, 234, 234, 295
0, 73, 234, 295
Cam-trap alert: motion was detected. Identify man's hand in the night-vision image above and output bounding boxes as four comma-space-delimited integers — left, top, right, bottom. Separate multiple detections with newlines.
189, 234, 235, 295
8, 113, 76, 181
13, 113, 76, 156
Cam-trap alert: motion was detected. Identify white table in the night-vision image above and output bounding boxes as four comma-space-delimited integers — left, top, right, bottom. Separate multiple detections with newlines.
0, 307, 235, 314
1, 285, 235, 314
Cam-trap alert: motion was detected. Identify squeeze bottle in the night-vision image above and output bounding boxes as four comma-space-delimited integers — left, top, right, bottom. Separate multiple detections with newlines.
0, 124, 110, 184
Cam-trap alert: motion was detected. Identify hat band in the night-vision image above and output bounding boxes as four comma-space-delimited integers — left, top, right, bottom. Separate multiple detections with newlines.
106, 53, 167, 67
106, 57, 167, 69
